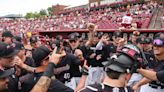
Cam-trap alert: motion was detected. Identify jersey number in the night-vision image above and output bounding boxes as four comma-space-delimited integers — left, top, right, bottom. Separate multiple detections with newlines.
64, 73, 70, 79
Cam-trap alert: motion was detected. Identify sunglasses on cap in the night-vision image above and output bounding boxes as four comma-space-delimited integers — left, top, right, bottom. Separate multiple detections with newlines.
153, 39, 164, 47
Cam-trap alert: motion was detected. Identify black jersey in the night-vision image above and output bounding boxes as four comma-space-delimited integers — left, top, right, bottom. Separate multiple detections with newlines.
149, 60, 164, 88
144, 50, 156, 69
55, 53, 81, 83
20, 73, 74, 92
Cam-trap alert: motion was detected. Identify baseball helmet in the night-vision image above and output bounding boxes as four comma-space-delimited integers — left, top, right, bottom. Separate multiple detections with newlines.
103, 44, 142, 73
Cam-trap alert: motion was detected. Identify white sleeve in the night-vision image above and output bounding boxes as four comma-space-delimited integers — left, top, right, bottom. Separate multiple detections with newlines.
96, 41, 104, 50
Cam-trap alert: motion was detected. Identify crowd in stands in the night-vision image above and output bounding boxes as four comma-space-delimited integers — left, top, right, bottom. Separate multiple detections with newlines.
0, 1, 159, 33
161, 8, 164, 28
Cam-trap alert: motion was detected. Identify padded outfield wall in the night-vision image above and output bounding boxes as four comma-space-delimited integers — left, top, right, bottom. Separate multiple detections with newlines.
38, 29, 164, 39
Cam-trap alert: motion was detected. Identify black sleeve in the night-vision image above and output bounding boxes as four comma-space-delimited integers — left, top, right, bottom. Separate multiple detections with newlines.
79, 45, 90, 59
48, 79, 74, 92
156, 70, 164, 83
101, 45, 109, 60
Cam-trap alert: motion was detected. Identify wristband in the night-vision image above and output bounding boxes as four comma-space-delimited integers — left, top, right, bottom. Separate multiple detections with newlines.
81, 67, 89, 75
43, 62, 55, 78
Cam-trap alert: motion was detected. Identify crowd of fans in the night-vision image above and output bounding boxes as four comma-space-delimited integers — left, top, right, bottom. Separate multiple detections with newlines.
161, 8, 164, 28
0, 1, 160, 34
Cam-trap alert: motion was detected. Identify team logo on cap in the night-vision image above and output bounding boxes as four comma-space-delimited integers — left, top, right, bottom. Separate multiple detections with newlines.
11, 43, 16, 48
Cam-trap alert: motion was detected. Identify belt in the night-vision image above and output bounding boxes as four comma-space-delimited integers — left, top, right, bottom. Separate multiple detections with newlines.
149, 84, 164, 89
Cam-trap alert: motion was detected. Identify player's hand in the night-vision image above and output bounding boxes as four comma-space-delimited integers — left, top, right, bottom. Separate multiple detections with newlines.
96, 55, 102, 60
132, 83, 140, 92
100, 35, 109, 44
49, 47, 66, 65
87, 23, 96, 32
118, 38, 127, 46
89, 53, 96, 59
14, 56, 24, 68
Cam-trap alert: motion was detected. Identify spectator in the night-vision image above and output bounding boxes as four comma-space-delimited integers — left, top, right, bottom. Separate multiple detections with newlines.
121, 13, 133, 28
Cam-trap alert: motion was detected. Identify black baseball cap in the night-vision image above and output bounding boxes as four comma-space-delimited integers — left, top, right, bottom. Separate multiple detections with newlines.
0, 68, 15, 79
68, 33, 79, 42
0, 42, 19, 58
136, 36, 146, 44
144, 37, 152, 44
154, 32, 164, 39
113, 31, 123, 38
2, 31, 13, 38
56, 35, 64, 42
32, 46, 51, 67
30, 36, 38, 43
13, 42, 25, 51
50, 40, 60, 49
13, 36, 22, 42
153, 32, 164, 47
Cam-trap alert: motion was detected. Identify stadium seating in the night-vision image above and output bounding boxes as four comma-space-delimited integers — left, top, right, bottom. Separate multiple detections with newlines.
0, 2, 157, 32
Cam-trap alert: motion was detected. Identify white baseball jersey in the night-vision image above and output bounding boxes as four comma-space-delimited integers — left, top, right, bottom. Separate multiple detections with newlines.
122, 16, 133, 24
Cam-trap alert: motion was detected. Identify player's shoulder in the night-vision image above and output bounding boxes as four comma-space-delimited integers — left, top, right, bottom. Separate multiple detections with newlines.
79, 84, 134, 92
78, 83, 104, 92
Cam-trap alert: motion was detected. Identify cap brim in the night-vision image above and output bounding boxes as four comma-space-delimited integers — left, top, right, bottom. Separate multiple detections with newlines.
4, 50, 19, 58
107, 64, 125, 73
140, 42, 146, 44
59, 39, 64, 42
69, 39, 76, 42
0, 68, 15, 79
144, 42, 152, 44
102, 57, 113, 65
153, 44, 164, 47
137, 41, 145, 44
133, 34, 140, 36
102, 61, 108, 66
102, 58, 125, 73
15, 47, 25, 51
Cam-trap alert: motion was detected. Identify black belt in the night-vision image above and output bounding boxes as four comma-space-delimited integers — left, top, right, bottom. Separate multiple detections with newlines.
149, 84, 164, 89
